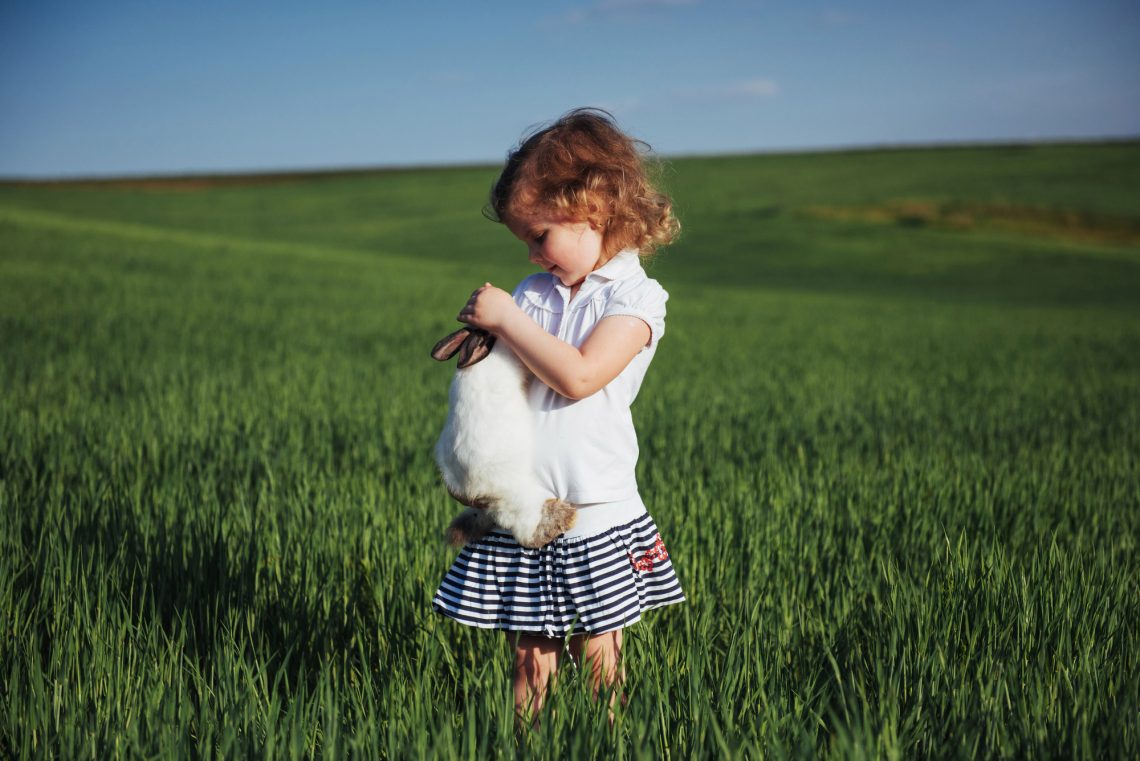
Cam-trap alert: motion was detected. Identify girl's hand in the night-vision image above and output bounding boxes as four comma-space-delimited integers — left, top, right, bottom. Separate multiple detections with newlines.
457, 283, 519, 333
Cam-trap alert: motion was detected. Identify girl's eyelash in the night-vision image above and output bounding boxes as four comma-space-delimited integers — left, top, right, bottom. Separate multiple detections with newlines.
534, 231, 547, 243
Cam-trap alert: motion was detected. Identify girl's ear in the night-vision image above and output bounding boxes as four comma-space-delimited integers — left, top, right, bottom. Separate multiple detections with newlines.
585, 202, 605, 229
587, 199, 613, 234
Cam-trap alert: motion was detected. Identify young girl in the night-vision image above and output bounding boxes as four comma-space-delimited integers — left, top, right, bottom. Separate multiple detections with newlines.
431, 108, 684, 721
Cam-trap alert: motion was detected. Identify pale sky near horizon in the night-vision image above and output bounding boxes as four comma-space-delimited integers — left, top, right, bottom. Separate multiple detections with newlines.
1, 0, 1138, 178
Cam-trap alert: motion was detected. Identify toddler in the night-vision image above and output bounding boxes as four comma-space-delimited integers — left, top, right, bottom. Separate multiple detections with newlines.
431, 108, 685, 723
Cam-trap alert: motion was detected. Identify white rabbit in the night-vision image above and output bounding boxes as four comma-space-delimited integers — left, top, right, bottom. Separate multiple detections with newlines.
431, 327, 576, 548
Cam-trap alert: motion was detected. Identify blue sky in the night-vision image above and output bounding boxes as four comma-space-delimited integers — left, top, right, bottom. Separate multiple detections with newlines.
1, 0, 1137, 178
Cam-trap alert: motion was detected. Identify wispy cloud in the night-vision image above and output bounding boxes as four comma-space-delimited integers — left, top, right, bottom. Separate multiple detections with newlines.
675, 78, 781, 99
725, 78, 780, 97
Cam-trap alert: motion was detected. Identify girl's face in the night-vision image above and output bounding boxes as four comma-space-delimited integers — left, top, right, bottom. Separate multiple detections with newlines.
506, 209, 606, 290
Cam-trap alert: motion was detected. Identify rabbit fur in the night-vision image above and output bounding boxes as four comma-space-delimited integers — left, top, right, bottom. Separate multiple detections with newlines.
431, 326, 576, 548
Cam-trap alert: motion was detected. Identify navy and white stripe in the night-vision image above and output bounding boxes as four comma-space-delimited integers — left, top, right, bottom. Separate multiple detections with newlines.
432, 512, 684, 638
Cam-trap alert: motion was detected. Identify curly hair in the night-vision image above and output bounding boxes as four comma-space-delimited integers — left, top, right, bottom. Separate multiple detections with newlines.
486, 108, 680, 258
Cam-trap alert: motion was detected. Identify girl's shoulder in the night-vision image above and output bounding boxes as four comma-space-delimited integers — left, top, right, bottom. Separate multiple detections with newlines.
603, 268, 668, 315
594, 251, 668, 306
612, 267, 667, 295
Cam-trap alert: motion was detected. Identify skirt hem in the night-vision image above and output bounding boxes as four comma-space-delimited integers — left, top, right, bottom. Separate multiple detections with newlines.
432, 594, 686, 638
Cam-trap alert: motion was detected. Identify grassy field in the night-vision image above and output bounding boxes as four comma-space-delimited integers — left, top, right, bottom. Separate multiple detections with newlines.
1, 141, 1138, 759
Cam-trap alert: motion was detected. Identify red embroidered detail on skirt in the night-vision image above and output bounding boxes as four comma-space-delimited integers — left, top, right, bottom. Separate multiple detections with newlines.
629, 534, 668, 572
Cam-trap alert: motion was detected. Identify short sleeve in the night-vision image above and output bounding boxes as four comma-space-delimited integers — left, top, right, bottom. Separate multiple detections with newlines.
602, 278, 669, 349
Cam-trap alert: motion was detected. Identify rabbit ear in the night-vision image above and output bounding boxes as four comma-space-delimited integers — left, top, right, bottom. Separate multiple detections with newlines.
457, 330, 496, 369
431, 328, 472, 361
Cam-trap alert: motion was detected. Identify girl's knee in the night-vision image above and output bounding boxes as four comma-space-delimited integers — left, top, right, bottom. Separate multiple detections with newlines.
515, 650, 552, 684
512, 634, 560, 684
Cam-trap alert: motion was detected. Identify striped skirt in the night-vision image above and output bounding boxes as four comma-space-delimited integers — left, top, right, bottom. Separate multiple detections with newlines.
432, 511, 684, 638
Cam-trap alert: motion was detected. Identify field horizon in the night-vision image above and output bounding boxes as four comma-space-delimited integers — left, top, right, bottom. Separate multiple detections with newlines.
2, 135, 1137, 186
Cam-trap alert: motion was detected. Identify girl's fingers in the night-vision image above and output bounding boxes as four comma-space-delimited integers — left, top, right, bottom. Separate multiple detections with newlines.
457, 283, 495, 323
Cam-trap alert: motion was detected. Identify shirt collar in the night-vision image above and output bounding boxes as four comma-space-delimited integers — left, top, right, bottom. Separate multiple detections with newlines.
585, 248, 641, 283
540, 249, 642, 311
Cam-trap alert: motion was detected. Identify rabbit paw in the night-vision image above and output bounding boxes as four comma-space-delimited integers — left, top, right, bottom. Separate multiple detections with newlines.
518, 499, 577, 548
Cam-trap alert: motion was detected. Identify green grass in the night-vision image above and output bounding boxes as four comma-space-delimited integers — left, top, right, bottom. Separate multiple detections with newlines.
1, 141, 1138, 759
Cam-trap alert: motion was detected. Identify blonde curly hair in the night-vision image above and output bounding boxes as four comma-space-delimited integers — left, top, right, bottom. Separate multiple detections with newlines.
486, 108, 680, 259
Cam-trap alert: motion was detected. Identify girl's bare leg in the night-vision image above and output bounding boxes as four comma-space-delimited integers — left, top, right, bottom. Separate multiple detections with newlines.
569, 628, 625, 720
511, 633, 562, 726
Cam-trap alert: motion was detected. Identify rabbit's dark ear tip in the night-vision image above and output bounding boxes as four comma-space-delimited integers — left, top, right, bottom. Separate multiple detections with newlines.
431, 328, 471, 361
457, 332, 496, 369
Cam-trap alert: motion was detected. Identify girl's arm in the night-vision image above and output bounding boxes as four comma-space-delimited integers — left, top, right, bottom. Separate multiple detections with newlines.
457, 283, 650, 400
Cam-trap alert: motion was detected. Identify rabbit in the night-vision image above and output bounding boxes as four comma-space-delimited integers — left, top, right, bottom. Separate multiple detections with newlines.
431, 326, 577, 548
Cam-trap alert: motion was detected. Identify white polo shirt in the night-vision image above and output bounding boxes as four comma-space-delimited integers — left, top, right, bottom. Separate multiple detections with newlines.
510, 249, 668, 511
